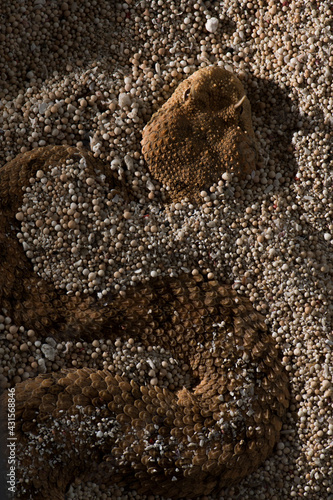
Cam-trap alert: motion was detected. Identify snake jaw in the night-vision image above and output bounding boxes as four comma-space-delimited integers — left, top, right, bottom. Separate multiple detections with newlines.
235, 134, 259, 173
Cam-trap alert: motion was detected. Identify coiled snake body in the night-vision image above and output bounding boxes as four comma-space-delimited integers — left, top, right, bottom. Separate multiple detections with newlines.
0, 67, 289, 499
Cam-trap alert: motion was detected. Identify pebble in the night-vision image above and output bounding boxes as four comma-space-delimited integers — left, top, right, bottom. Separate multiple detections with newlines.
205, 17, 219, 33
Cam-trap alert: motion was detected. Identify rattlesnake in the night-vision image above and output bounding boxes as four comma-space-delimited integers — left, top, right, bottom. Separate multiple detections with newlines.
0, 67, 289, 499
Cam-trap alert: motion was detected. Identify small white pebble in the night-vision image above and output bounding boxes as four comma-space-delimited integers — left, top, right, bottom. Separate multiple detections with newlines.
205, 17, 219, 33
118, 93, 131, 108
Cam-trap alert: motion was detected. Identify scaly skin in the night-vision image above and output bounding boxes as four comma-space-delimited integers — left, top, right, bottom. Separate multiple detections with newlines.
0, 69, 288, 499
142, 66, 258, 202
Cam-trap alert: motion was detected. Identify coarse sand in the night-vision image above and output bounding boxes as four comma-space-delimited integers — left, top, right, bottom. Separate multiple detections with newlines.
0, 1, 332, 499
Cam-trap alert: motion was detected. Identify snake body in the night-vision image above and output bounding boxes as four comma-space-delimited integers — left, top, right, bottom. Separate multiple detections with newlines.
0, 68, 289, 499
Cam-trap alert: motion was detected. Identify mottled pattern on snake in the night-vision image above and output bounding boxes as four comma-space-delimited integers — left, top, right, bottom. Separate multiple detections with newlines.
0, 68, 289, 499
142, 66, 258, 203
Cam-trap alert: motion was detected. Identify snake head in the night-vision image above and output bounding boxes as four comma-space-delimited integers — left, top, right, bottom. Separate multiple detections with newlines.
142, 66, 259, 203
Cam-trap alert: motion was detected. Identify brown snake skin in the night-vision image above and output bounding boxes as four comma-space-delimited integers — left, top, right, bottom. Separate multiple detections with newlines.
0, 68, 289, 499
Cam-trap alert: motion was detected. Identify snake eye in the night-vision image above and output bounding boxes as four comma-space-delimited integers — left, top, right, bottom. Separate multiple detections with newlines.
184, 88, 191, 101
234, 95, 246, 114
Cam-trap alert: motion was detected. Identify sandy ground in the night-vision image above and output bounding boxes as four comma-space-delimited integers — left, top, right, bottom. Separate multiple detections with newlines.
0, 0, 332, 499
